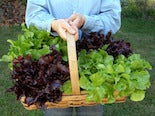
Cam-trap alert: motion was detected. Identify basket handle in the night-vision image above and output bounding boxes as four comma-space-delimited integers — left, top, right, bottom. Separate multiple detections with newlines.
66, 32, 80, 95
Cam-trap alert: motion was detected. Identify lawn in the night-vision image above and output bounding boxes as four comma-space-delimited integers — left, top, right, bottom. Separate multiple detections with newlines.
0, 18, 155, 116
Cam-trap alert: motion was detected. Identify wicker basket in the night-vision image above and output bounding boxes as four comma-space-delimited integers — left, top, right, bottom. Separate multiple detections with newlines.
20, 33, 126, 110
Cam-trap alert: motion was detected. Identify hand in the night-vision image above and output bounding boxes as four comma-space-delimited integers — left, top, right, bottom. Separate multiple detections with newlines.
68, 13, 85, 29
51, 19, 78, 41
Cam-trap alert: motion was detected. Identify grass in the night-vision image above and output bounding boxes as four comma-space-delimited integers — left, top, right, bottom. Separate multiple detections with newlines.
0, 18, 155, 116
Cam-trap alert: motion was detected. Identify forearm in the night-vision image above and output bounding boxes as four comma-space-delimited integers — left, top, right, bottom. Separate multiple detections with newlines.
25, 0, 55, 32
81, 0, 121, 35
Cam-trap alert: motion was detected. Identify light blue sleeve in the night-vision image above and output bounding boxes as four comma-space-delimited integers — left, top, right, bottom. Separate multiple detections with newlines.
25, 0, 55, 32
81, 0, 121, 35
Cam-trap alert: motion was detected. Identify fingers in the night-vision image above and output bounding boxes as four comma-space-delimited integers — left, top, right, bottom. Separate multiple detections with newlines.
73, 18, 80, 28
68, 13, 79, 27
68, 13, 85, 29
62, 21, 76, 35
71, 26, 78, 41
58, 26, 78, 41
69, 21, 78, 41
58, 24, 78, 41
61, 21, 78, 41
57, 27, 67, 41
51, 19, 78, 41
74, 31, 78, 41
68, 13, 77, 22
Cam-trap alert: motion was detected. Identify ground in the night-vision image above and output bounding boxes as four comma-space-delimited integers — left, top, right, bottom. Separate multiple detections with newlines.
0, 18, 155, 116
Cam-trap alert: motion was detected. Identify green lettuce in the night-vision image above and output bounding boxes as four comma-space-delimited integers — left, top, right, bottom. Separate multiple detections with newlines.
62, 47, 152, 103
0, 24, 67, 69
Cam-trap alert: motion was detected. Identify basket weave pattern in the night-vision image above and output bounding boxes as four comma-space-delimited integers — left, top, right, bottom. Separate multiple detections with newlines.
21, 92, 126, 110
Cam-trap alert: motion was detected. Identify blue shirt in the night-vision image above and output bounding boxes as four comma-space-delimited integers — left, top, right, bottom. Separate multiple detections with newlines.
26, 0, 121, 36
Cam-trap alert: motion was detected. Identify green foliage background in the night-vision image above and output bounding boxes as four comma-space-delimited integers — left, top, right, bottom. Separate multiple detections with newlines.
121, 0, 155, 19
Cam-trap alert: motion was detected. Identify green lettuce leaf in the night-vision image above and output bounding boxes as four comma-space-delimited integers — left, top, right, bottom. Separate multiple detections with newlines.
130, 90, 145, 101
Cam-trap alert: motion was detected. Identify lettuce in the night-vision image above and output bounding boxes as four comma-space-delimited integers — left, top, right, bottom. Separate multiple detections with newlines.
63, 47, 152, 103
